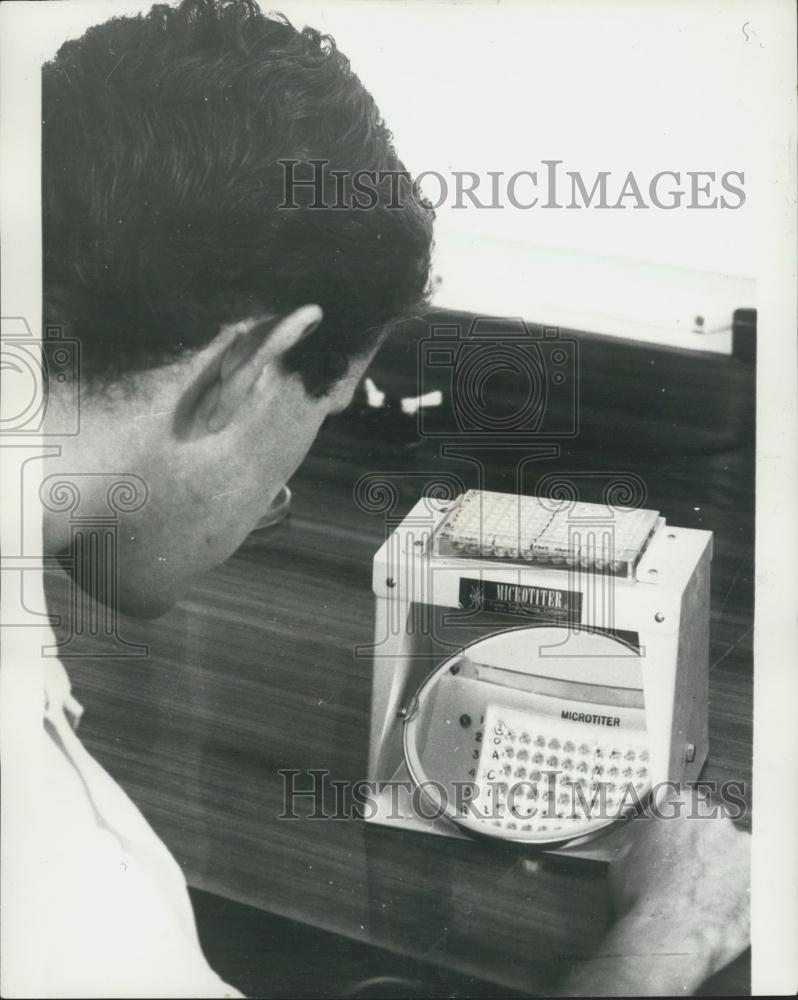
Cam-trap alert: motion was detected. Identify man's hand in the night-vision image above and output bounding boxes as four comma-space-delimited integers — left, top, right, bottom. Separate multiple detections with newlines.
559, 788, 750, 996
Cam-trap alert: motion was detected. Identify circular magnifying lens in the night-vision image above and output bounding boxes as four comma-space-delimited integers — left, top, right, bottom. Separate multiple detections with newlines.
402, 625, 650, 846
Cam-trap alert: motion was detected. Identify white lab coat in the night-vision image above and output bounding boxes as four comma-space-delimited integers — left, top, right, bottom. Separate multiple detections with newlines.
1, 638, 241, 999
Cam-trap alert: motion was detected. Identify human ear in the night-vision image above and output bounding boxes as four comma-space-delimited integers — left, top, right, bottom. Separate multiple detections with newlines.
193, 305, 322, 434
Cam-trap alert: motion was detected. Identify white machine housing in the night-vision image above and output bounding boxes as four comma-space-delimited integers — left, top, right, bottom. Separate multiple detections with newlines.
366, 492, 712, 861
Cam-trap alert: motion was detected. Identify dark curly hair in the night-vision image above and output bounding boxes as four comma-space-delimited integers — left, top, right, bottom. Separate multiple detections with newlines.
42, 0, 434, 396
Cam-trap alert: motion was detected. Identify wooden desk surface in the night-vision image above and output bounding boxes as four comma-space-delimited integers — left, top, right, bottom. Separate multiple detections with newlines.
49, 327, 754, 996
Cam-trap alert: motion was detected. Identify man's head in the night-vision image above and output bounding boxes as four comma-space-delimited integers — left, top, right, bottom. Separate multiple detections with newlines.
42, 0, 433, 616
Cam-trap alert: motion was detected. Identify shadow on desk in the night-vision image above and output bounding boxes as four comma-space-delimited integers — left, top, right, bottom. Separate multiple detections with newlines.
190, 887, 750, 999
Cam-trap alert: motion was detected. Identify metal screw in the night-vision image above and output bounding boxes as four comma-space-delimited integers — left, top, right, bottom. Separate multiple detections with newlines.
386, 577, 396, 588
685, 742, 696, 763
695, 315, 705, 328
449, 663, 461, 676
655, 612, 665, 623
648, 568, 658, 576
459, 713, 472, 728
